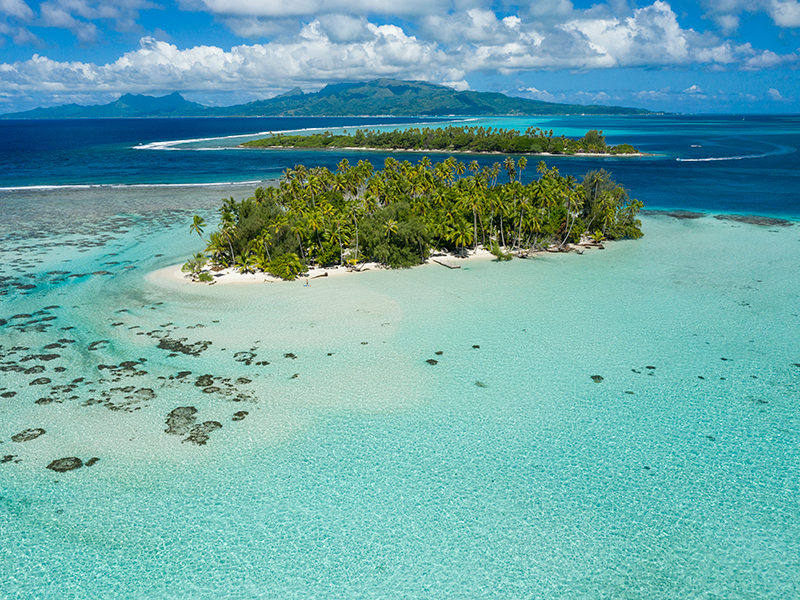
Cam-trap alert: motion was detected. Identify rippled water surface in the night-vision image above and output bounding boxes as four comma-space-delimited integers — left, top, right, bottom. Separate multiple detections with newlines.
1, 115, 798, 599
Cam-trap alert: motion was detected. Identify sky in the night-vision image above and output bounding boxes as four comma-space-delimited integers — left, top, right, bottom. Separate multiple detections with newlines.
0, 0, 798, 114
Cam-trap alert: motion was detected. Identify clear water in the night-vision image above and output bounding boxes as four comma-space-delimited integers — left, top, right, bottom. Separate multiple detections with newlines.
1, 116, 799, 599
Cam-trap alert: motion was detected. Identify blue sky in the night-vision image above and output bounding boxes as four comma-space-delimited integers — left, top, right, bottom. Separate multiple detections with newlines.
0, 0, 798, 113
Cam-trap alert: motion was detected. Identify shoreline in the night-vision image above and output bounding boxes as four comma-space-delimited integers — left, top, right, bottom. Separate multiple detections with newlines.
154, 242, 614, 287
240, 144, 648, 158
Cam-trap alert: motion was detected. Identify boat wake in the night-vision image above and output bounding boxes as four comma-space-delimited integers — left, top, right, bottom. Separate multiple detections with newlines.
677, 143, 796, 162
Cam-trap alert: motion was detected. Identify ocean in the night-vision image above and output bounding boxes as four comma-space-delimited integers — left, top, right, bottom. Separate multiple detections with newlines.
1, 115, 798, 599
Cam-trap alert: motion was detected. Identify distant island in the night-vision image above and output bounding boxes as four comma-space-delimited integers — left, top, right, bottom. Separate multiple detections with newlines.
241, 126, 639, 156
182, 156, 643, 282
2, 79, 652, 119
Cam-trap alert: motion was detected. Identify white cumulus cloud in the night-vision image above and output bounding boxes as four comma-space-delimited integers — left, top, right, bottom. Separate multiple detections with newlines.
1, 0, 33, 20
0, 29, 463, 95
767, 87, 785, 100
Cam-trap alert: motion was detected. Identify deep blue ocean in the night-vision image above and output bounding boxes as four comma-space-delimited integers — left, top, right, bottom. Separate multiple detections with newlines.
1, 115, 799, 599
1, 114, 799, 217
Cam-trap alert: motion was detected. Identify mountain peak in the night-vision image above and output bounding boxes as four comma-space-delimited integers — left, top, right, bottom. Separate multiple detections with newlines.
1, 79, 651, 119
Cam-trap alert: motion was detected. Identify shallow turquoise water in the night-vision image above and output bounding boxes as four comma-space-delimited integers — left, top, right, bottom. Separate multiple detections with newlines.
1, 115, 799, 598
2, 204, 799, 598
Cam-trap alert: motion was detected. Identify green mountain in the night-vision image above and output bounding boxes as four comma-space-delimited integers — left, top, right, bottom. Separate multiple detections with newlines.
3, 92, 209, 119
2, 79, 650, 119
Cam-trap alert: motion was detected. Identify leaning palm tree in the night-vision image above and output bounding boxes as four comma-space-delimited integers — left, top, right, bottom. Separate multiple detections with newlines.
217, 208, 238, 265
190, 215, 206, 240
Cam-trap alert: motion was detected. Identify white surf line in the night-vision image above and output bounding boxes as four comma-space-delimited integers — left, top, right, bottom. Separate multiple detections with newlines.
133, 118, 475, 151
0, 180, 266, 192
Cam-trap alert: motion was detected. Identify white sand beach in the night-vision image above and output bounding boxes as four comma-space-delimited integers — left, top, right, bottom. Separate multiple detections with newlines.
156, 243, 606, 286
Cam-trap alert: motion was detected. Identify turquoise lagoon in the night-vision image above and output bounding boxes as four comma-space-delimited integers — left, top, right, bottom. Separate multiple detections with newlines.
1, 116, 799, 598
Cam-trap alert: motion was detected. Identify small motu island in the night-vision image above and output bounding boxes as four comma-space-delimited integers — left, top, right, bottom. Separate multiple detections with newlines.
240, 125, 640, 156
183, 156, 643, 282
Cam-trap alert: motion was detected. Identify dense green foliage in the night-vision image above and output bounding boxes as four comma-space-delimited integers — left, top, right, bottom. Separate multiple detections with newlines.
242, 126, 638, 156
3, 79, 652, 119
186, 156, 643, 279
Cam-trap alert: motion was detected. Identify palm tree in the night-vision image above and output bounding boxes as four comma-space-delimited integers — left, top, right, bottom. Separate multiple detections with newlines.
255, 230, 272, 263
205, 232, 229, 267
504, 157, 516, 183
219, 210, 237, 264
457, 185, 483, 253
517, 156, 527, 183
190, 215, 206, 239
236, 251, 257, 276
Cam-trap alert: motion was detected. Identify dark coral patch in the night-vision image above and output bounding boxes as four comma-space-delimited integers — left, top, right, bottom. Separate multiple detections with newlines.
157, 337, 211, 357
183, 421, 222, 445
165, 406, 198, 436
47, 457, 83, 472
11, 428, 46, 442
195, 374, 214, 387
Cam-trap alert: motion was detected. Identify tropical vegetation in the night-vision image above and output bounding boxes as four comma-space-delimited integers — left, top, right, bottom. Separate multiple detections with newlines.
241, 126, 638, 156
184, 157, 643, 280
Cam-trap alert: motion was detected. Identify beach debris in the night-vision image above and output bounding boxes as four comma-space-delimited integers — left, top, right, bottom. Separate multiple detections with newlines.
591, 375, 604, 383
47, 457, 83, 472
426, 359, 438, 365
183, 421, 222, 445
165, 406, 198, 435
432, 258, 460, 269
11, 428, 46, 442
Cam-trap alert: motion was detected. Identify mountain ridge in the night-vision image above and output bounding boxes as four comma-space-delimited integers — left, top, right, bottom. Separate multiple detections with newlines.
1, 79, 652, 119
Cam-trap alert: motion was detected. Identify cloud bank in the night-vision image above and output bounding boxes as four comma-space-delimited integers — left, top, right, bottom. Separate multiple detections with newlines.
2, 2, 797, 98
0, 0, 798, 112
